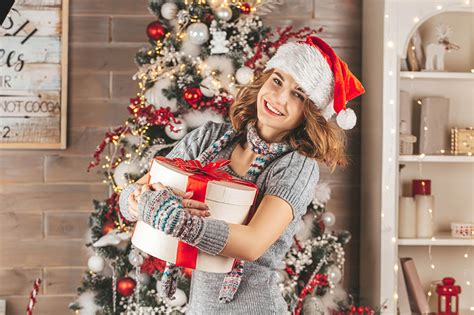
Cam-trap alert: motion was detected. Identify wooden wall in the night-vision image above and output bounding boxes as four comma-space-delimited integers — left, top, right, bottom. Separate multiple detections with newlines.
0, 0, 363, 313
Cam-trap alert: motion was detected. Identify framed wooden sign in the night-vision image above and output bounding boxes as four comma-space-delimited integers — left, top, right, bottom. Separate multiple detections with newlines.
0, 0, 69, 149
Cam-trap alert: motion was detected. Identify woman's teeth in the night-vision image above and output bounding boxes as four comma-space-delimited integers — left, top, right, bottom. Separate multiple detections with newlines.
265, 100, 283, 116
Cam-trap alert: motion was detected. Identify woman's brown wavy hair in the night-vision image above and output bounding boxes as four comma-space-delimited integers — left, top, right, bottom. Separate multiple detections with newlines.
229, 69, 349, 172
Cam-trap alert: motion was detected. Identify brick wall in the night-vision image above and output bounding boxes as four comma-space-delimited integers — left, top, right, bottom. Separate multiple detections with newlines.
0, 1, 362, 313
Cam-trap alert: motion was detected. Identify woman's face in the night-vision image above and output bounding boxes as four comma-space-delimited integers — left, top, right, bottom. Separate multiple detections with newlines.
256, 69, 307, 141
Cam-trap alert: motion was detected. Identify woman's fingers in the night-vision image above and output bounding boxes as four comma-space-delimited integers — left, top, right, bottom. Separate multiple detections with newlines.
182, 198, 209, 210
170, 187, 192, 199
185, 208, 211, 217
127, 193, 139, 217
149, 182, 167, 191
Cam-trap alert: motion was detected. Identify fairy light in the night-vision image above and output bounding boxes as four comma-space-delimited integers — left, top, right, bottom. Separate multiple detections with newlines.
436, 5, 443, 10
387, 41, 394, 48
413, 17, 420, 23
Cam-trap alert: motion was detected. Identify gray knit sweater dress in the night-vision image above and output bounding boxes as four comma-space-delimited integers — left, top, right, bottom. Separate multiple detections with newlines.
120, 121, 319, 314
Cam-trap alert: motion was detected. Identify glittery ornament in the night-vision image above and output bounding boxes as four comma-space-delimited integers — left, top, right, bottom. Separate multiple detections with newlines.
321, 211, 336, 227
164, 118, 188, 140
160, 3, 178, 20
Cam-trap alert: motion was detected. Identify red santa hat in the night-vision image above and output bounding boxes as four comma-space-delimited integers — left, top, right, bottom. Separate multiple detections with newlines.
264, 36, 365, 130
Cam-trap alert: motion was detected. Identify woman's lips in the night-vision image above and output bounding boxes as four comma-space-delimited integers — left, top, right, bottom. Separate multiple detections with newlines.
263, 100, 283, 117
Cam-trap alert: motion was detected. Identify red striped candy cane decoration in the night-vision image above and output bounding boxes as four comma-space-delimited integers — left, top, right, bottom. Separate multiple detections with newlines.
26, 278, 41, 315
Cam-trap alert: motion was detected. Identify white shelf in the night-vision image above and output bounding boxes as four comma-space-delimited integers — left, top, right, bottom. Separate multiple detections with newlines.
400, 71, 474, 80
398, 233, 474, 246
399, 155, 474, 163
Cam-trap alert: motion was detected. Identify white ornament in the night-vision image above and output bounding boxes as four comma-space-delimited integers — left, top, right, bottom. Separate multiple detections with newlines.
161, 3, 178, 20
144, 78, 178, 112
235, 66, 254, 85
336, 108, 357, 130
165, 119, 188, 140
113, 160, 141, 188
166, 289, 187, 307
88, 255, 105, 272
128, 248, 145, 267
327, 265, 342, 283
93, 229, 132, 247
210, 31, 229, 54
186, 22, 209, 45
321, 211, 336, 227
200, 76, 220, 97
214, 6, 233, 21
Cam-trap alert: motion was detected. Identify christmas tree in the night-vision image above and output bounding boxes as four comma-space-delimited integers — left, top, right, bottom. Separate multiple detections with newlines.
66, 1, 368, 314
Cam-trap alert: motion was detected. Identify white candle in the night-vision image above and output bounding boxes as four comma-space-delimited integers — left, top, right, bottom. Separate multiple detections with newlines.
399, 197, 416, 238
415, 195, 435, 238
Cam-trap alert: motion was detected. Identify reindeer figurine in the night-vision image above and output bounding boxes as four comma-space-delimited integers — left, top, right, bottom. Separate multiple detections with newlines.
424, 23, 460, 71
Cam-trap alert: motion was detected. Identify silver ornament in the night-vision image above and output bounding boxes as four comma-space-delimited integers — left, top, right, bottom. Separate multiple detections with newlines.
128, 249, 145, 267
161, 3, 178, 20
214, 6, 232, 21
327, 264, 342, 283
165, 118, 188, 140
88, 255, 105, 272
186, 22, 209, 45
321, 211, 336, 227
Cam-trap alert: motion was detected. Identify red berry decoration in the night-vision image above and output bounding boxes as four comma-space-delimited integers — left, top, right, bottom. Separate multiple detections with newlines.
117, 276, 136, 297
183, 87, 203, 108
101, 220, 115, 235
240, 3, 251, 14
146, 21, 165, 41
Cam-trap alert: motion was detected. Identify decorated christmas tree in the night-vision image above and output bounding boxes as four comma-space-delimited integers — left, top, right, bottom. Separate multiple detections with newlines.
66, 1, 371, 314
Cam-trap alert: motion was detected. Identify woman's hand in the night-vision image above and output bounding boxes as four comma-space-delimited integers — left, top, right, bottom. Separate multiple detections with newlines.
130, 182, 211, 218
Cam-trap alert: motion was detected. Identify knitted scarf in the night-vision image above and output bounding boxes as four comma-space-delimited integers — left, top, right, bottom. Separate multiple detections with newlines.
161, 122, 291, 303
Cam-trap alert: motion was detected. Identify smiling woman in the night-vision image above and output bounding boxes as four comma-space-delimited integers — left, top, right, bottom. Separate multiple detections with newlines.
119, 35, 365, 314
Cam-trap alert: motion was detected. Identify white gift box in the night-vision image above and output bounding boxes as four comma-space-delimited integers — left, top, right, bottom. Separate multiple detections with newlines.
131, 157, 257, 273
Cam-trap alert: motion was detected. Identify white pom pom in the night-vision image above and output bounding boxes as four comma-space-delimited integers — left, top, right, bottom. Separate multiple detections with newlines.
336, 108, 357, 130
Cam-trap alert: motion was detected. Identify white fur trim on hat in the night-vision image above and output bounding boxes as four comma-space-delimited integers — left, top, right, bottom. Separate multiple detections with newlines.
264, 41, 335, 118
336, 108, 357, 130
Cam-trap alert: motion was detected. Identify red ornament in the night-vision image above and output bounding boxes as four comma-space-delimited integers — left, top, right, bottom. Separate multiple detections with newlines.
102, 220, 116, 235
146, 21, 165, 41
117, 276, 136, 297
183, 87, 203, 108
437, 277, 461, 315
240, 3, 251, 14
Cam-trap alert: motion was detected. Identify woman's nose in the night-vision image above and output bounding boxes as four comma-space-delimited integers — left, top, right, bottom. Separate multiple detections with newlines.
274, 89, 289, 107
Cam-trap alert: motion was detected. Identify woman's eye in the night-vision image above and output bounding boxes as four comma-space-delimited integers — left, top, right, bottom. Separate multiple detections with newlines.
273, 78, 281, 85
294, 92, 305, 101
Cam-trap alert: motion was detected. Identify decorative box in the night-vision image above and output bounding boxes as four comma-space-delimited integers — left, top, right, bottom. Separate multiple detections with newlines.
132, 157, 258, 273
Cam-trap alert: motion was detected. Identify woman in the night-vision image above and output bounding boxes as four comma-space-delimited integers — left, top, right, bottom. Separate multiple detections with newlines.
119, 36, 365, 314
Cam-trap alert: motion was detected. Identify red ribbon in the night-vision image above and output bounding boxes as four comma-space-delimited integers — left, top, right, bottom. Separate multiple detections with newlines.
153, 157, 259, 269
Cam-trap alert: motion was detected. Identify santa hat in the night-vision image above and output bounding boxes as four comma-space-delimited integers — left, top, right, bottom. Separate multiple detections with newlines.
264, 36, 365, 130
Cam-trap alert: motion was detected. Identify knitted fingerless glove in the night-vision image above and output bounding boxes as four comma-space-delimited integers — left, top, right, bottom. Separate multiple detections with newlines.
137, 187, 229, 256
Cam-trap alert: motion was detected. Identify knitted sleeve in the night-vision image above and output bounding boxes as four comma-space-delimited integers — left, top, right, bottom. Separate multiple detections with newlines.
264, 152, 319, 219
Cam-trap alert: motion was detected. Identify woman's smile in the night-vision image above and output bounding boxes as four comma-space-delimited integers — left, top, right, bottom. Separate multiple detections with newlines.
263, 99, 285, 117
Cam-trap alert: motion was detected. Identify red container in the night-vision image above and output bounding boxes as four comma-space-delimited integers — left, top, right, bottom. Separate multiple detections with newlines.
412, 179, 431, 196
